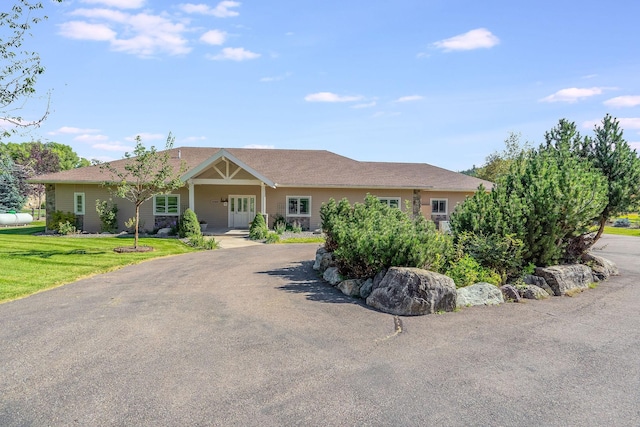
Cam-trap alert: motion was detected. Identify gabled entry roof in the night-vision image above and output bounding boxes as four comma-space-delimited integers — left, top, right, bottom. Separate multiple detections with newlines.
32, 147, 493, 191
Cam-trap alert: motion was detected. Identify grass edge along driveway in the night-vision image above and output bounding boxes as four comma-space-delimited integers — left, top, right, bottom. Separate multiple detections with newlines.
0, 225, 196, 303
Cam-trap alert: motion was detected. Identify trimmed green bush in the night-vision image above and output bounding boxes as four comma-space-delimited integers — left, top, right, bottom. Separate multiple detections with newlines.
187, 234, 218, 250
454, 232, 524, 284
51, 210, 76, 232
325, 195, 453, 279
178, 209, 201, 238
249, 213, 268, 240
265, 231, 280, 244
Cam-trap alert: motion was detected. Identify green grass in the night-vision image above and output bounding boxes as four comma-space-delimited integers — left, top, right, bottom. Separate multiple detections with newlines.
0, 228, 196, 303
279, 236, 326, 244
603, 226, 640, 237
0, 221, 46, 235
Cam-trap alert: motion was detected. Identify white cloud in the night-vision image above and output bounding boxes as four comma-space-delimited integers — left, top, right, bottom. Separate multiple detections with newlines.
74, 134, 109, 143
179, 1, 241, 18
432, 28, 499, 52
200, 29, 227, 45
93, 142, 135, 152
49, 126, 101, 135
81, 0, 146, 8
304, 92, 364, 103
285, 32, 294, 36
243, 144, 275, 149
394, 95, 424, 103
371, 111, 401, 118
125, 133, 165, 142
208, 47, 260, 61
259, 72, 292, 82
604, 96, 640, 108
629, 142, 640, 151
351, 101, 377, 109
540, 87, 605, 103
58, 21, 116, 41
60, 8, 191, 57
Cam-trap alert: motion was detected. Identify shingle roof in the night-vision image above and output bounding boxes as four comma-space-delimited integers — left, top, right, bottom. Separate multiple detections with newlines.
32, 147, 493, 191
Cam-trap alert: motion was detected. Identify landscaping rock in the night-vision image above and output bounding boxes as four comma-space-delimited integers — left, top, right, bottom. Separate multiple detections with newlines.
523, 275, 555, 296
366, 267, 456, 316
323, 267, 342, 286
582, 253, 619, 281
456, 282, 504, 308
157, 227, 171, 237
500, 285, 521, 302
534, 265, 594, 296
338, 279, 363, 297
313, 247, 334, 273
518, 284, 550, 300
359, 278, 373, 299
373, 268, 387, 288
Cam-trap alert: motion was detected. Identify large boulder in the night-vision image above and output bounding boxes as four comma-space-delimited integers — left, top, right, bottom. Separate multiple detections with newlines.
582, 253, 619, 281
500, 285, 521, 303
313, 247, 335, 273
359, 278, 374, 299
366, 267, 457, 316
456, 282, 504, 308
323, 267, 342, 286
534, 265, 594, 296
518, 284, 550, 300
522, 275, 555, 296
338, 279, 363, 297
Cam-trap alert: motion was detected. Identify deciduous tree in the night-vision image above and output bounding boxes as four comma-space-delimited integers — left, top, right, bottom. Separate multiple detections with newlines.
99, 134, 185, 249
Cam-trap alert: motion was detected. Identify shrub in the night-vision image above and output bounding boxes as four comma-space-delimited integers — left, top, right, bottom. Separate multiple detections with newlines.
613, 218, 631, 228
329, 195, 453, 279
249, 213, 268, 240
124, 217, 145, 234
265, 231, 280, 244
95, 199, 118, 233
57, 220, 77, 235
187, 234, 218, 250
454, 232, 524, 284
320, 198, 352, 252
273, 221, 286, 235
178, 209, 201, 238
445, 254, 501, 288
51, 211, 76, 232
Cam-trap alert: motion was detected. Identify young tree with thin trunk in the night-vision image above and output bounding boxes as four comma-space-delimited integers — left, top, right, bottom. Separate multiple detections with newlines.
99, 134, 185, 249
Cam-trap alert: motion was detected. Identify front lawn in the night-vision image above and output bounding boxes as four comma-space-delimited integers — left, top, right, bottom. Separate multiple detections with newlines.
603, 226, 640, 237
0, 229, 196, 303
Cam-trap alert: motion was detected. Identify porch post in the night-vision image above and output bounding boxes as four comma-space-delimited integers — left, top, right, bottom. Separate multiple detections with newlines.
260, 182, 266, 214
188, 179, 195, 211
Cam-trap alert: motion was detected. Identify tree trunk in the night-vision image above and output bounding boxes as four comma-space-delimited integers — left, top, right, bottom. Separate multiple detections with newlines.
134, 204, 140, 248
592, 215, 607, 244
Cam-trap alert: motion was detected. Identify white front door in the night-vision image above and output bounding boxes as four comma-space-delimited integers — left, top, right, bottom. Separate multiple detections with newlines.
228, 195, 256, 228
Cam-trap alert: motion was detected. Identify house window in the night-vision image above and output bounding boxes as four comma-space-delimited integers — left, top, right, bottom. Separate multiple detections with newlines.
431, 198, 448, 214
287, 196, 311, 217
74, 192, 85, 215
154, 195, 180, 215
378, 197, 400, 209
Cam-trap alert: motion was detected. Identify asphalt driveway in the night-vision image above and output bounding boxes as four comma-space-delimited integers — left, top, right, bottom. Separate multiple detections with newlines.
1, 235, 639, 426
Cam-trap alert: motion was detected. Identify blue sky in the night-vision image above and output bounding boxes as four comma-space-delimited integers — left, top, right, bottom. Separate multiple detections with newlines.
11, 0, 640, 170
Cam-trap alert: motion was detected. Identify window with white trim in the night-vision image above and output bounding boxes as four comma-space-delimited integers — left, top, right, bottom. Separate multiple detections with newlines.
154, 194, 180, 215
74, 192, 85, 215
378, 197, 400, 209
286, 196, 311, 217
431, 198, 448, 214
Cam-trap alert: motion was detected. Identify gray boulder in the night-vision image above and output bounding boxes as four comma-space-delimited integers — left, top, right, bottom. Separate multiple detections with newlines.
359, 278, 374, 299
456, 282, 504, 308
366, 267, 457, 316
157, 227, 172, 237
323, 267, 342, 286
338, 279, 363, 297
518, 284, 550, 300
373, 268, 387, 288
500, 285, 521, 303
313, 247, 334, 273
582, 253, 619, 281
523, 275, 555, 296
534, 265, 594, 296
